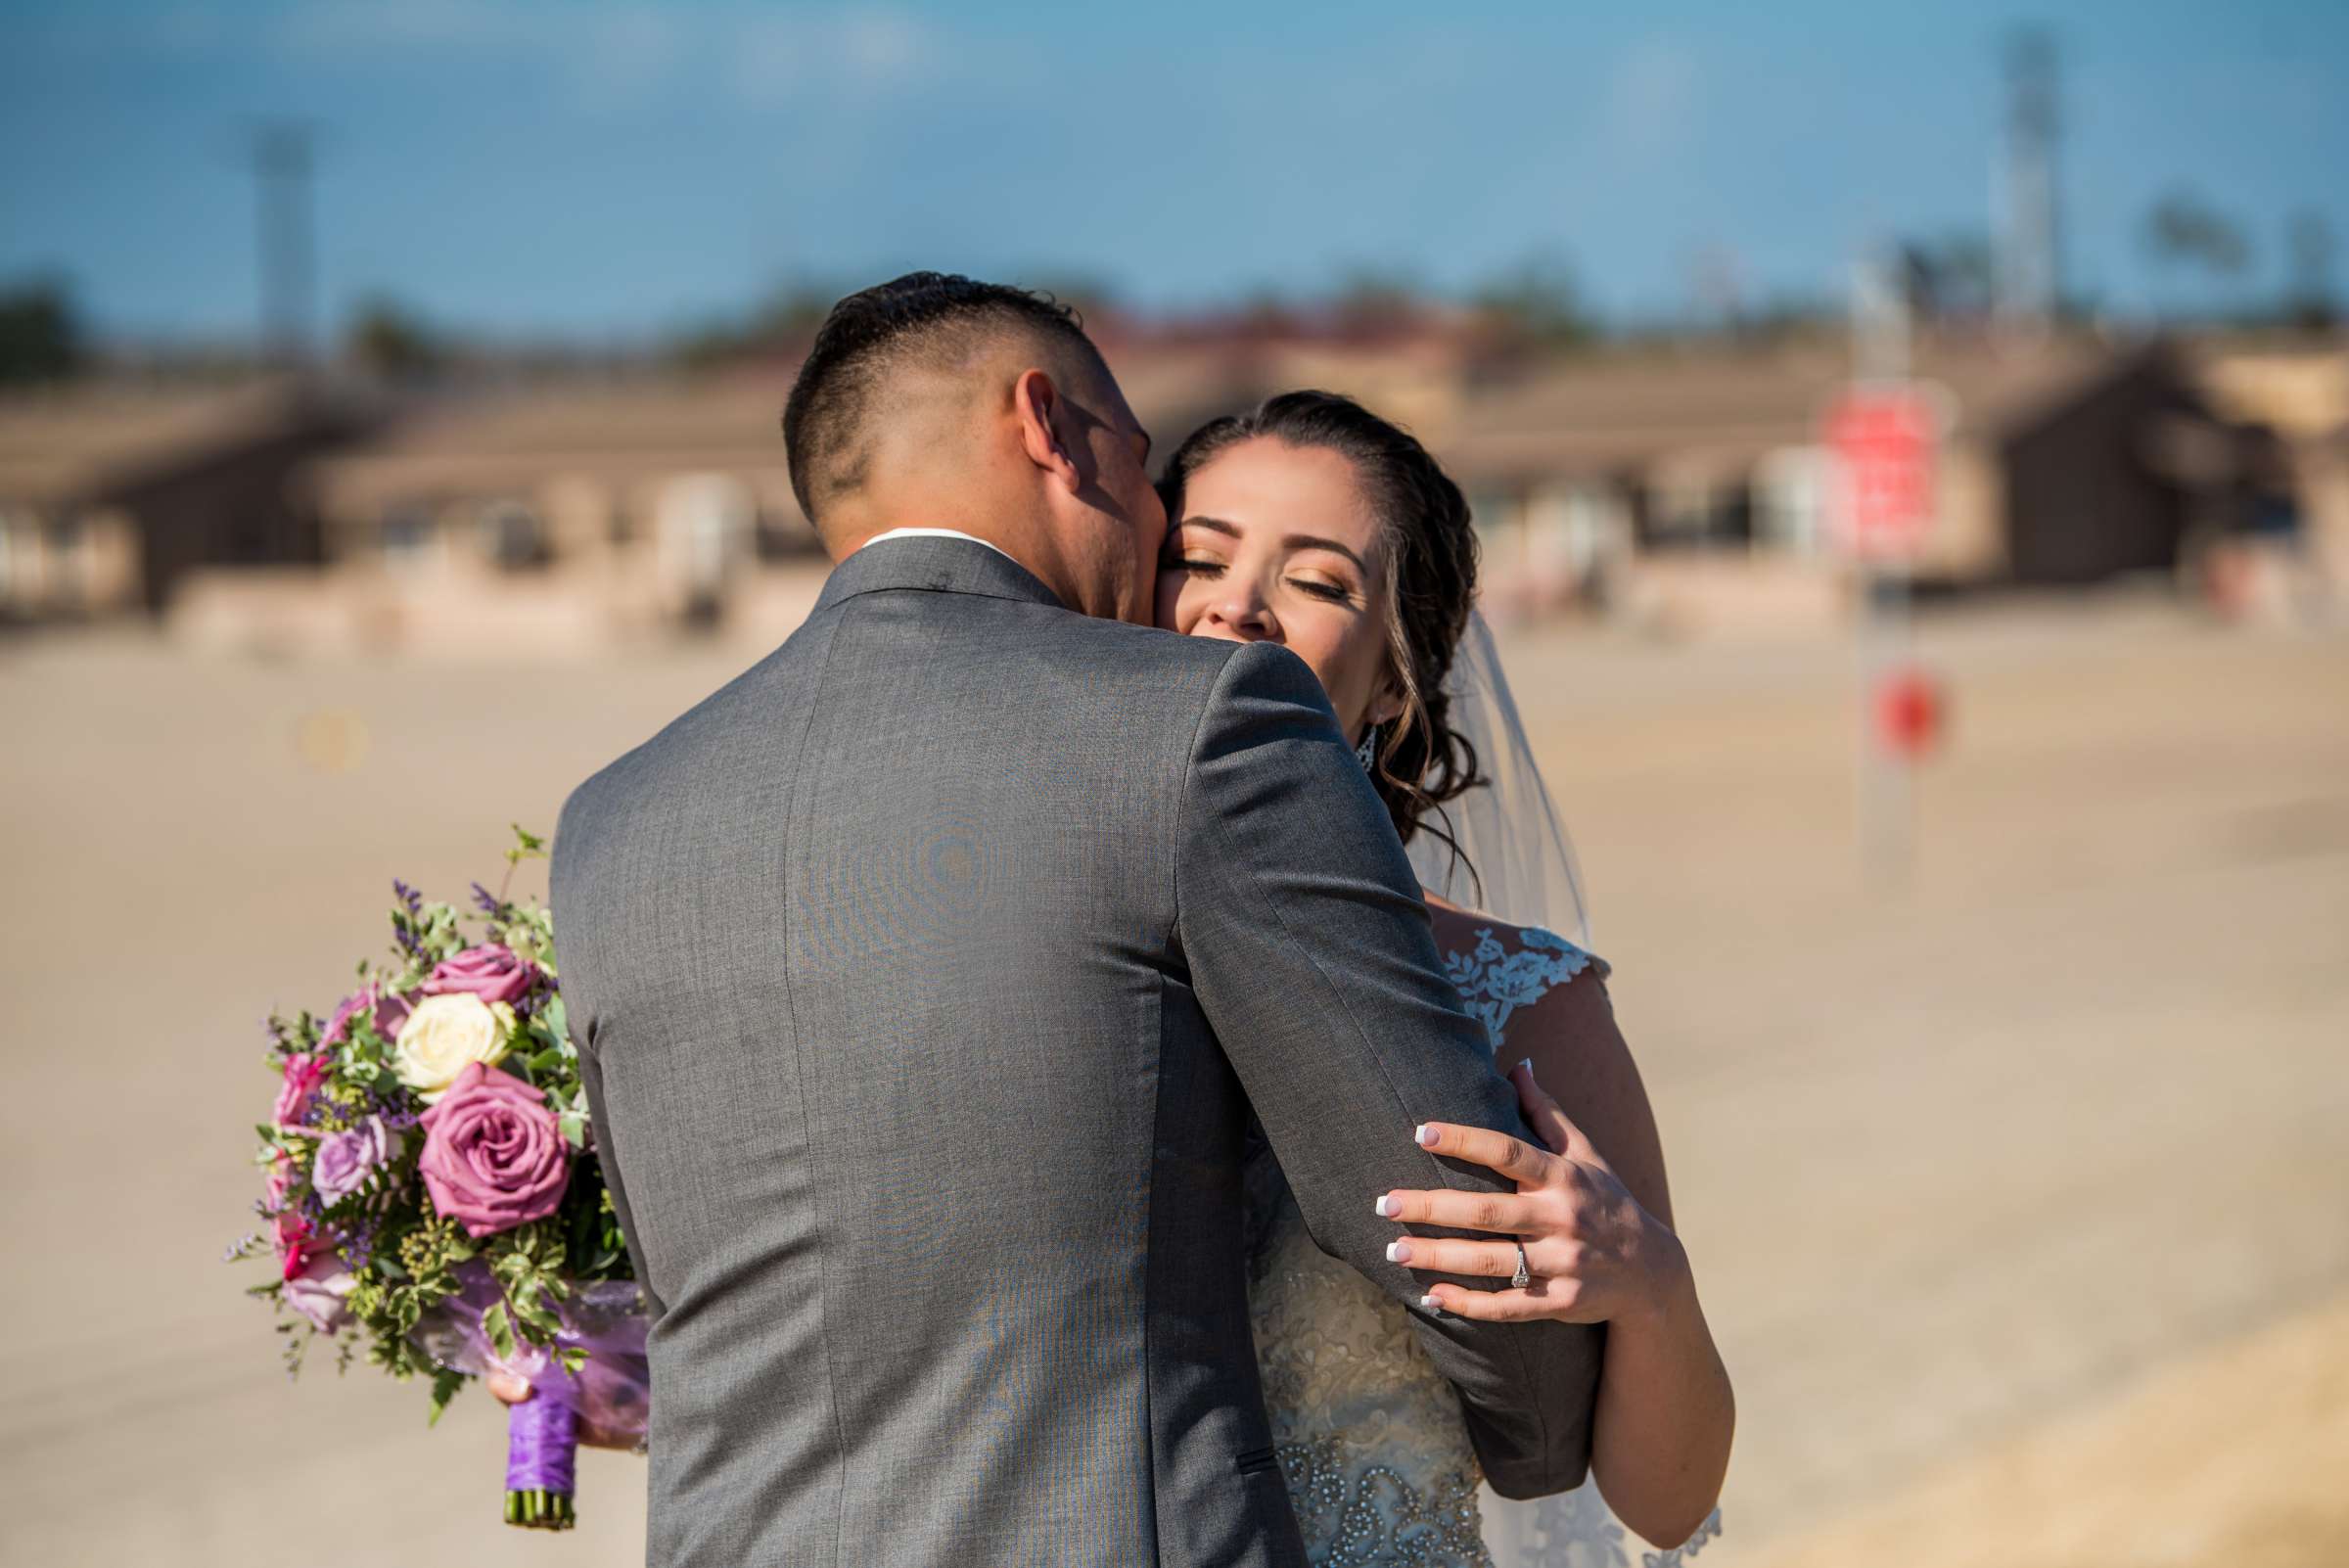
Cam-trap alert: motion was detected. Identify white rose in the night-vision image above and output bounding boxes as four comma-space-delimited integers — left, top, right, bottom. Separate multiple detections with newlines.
392, 992, 515, 1102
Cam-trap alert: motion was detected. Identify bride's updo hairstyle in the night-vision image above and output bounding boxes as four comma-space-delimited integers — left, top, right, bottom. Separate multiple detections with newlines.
1158, 391, 1485, 868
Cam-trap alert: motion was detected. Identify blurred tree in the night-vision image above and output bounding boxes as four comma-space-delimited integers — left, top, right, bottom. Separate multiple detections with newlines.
0, 279, 84, 386
1738, 292, 1840, 343
1014, 271, 1121, 328
1233, 287, 1303, 339
345, 297, 443, 379
673, 280, 840, 367
1328, 265, 1431, 339
2144, 190, 2251, 318
1467, 254, 1594, 348
2284, 211, 2337, 331
1898, 233, 1996, 321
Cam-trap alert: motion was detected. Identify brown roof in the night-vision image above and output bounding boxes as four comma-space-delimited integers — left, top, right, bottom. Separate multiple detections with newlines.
0, 378, 310, 504
1438, 336, 2135, 486
314, 372, 799, 512
308, 351, 1281, 515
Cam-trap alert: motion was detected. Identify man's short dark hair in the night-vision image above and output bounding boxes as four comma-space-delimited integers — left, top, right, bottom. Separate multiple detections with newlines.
781, 271, 1108, 525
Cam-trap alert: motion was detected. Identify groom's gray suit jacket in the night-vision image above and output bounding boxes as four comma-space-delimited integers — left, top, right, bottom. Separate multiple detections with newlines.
553, 536, 1602, 1567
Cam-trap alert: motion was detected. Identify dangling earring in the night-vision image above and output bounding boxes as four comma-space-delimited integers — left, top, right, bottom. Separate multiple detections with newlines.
1355, 723, 1380, 774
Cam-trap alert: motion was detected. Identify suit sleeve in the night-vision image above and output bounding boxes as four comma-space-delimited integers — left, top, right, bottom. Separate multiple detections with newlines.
1175, 639, 1603, 1499
551, 793, 668, 1324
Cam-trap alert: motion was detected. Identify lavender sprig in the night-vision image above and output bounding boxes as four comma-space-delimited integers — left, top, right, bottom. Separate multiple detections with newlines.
392, 879, 426, 956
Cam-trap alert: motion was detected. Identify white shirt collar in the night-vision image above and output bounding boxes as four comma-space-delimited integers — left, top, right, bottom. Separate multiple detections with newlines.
859, 527, 1017, 564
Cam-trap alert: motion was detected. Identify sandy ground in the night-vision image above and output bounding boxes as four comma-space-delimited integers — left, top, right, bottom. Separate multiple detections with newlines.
1, 592, 2343, 1566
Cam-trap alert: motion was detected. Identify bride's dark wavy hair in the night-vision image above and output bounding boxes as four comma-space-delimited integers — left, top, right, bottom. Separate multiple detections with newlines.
1158, 391, 1485, 875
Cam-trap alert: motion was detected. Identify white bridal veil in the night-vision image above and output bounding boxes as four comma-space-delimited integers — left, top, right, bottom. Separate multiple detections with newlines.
1408, 617, 1719, 1566
1405, 611, 1591, 946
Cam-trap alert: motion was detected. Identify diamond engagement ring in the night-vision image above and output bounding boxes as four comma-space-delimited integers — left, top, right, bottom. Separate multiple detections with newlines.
1510, 1243, 1533, 1289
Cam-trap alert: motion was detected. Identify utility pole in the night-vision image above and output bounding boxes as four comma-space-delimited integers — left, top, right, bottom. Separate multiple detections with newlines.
1852, 248, 1913, 886
1837, 248, 1947, 889
247, 121, 317, 367
1996, 28, 2061, 334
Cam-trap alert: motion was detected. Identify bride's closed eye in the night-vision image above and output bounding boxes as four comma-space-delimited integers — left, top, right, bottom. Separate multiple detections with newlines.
1287, 574, 1359, 605
1167, 554, 1360, 606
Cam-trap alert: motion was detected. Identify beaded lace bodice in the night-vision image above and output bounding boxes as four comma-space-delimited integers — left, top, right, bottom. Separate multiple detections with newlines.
1246, 925, 1717, 1568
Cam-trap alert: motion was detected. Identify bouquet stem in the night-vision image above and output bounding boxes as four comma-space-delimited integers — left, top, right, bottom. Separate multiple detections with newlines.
503, 1393, 578, 1531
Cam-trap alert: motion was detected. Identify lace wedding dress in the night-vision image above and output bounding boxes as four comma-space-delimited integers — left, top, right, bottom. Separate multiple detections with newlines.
1245, 923, 1722, 1568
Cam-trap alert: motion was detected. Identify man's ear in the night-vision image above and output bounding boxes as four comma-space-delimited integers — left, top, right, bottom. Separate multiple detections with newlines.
1012, 368, 1080, 489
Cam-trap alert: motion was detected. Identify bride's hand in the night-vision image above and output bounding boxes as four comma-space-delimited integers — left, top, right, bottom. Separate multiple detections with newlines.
486, 1369, 640, 1451
1377, 1059, 1689, 1324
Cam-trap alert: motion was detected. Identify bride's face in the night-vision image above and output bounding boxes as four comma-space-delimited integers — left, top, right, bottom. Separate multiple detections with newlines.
1155, 438, 1404, 741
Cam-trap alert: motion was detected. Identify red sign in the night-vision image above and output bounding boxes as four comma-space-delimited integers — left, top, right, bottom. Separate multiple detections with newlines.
1825, 387, 1937, 560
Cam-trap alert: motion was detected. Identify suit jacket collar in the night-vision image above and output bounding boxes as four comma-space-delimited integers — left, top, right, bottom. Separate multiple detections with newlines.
813, 532, 1066, 617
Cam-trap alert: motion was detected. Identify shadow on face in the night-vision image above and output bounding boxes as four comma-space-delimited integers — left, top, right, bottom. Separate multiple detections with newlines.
1050, 372, 1165, 620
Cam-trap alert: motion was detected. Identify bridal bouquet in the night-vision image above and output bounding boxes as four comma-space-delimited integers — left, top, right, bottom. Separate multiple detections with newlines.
225, 828, 648, 1531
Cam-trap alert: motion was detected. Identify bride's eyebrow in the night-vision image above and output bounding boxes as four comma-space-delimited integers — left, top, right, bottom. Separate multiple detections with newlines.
1282, 533, 1366, 571
1176, 515, 1242, 539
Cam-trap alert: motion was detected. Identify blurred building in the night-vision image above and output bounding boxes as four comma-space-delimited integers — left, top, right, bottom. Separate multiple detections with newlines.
39, 326, 2329, 653
0, 378, 378, 624
1442, 335, 2284, 633
2184, 332, 2349, 615
177, 372, 821, 656
240, 336, 1477, 656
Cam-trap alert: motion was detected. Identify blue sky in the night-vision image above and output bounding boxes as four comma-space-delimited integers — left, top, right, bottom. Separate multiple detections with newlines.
3, 1, 2343, 342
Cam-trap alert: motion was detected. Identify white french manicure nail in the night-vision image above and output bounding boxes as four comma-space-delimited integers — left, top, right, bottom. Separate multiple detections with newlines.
1414, 1125, 1438, 1146
1385, 1240, 1411, 1264
1418, 1294, 1444, 1314
1518, 1058, 1534, 1075
1375, 1194, 1402, 1218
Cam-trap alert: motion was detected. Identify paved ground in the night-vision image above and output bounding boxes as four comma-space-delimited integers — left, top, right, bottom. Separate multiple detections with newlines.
2, 592, 2342, 1565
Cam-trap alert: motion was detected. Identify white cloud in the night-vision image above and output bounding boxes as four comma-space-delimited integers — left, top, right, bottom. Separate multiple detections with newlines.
267, 1, 947, 112
1602, 36, 1702, 165
728, 7, 949, 107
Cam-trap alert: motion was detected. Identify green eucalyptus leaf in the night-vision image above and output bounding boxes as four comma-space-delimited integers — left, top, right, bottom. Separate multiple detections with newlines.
482, 1301, 515, 1362
427, 1366, 466, 1426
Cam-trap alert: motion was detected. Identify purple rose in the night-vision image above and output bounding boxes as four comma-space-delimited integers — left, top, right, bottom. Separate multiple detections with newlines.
418, 1063, 570, 1238
284, 1244, 357, 1333
421, 945, 536, 1009
322, 983, 411, 1048
313, 1115, 393, 1206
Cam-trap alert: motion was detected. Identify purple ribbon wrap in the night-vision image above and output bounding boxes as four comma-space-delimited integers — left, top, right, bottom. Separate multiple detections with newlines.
506, 1392, 578, 1494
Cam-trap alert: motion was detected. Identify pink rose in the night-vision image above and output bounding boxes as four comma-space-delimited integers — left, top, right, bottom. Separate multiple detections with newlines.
421, 945, 536, 1009
273, 1053, 328, 1130
418, 1062, 570, 1238
283, 1244, 357, 1333
322, 983, 411, 1048
265, 1150, 297, 1209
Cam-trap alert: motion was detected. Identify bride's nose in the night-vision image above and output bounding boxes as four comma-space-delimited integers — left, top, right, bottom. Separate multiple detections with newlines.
1203, 589, 1277, 641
